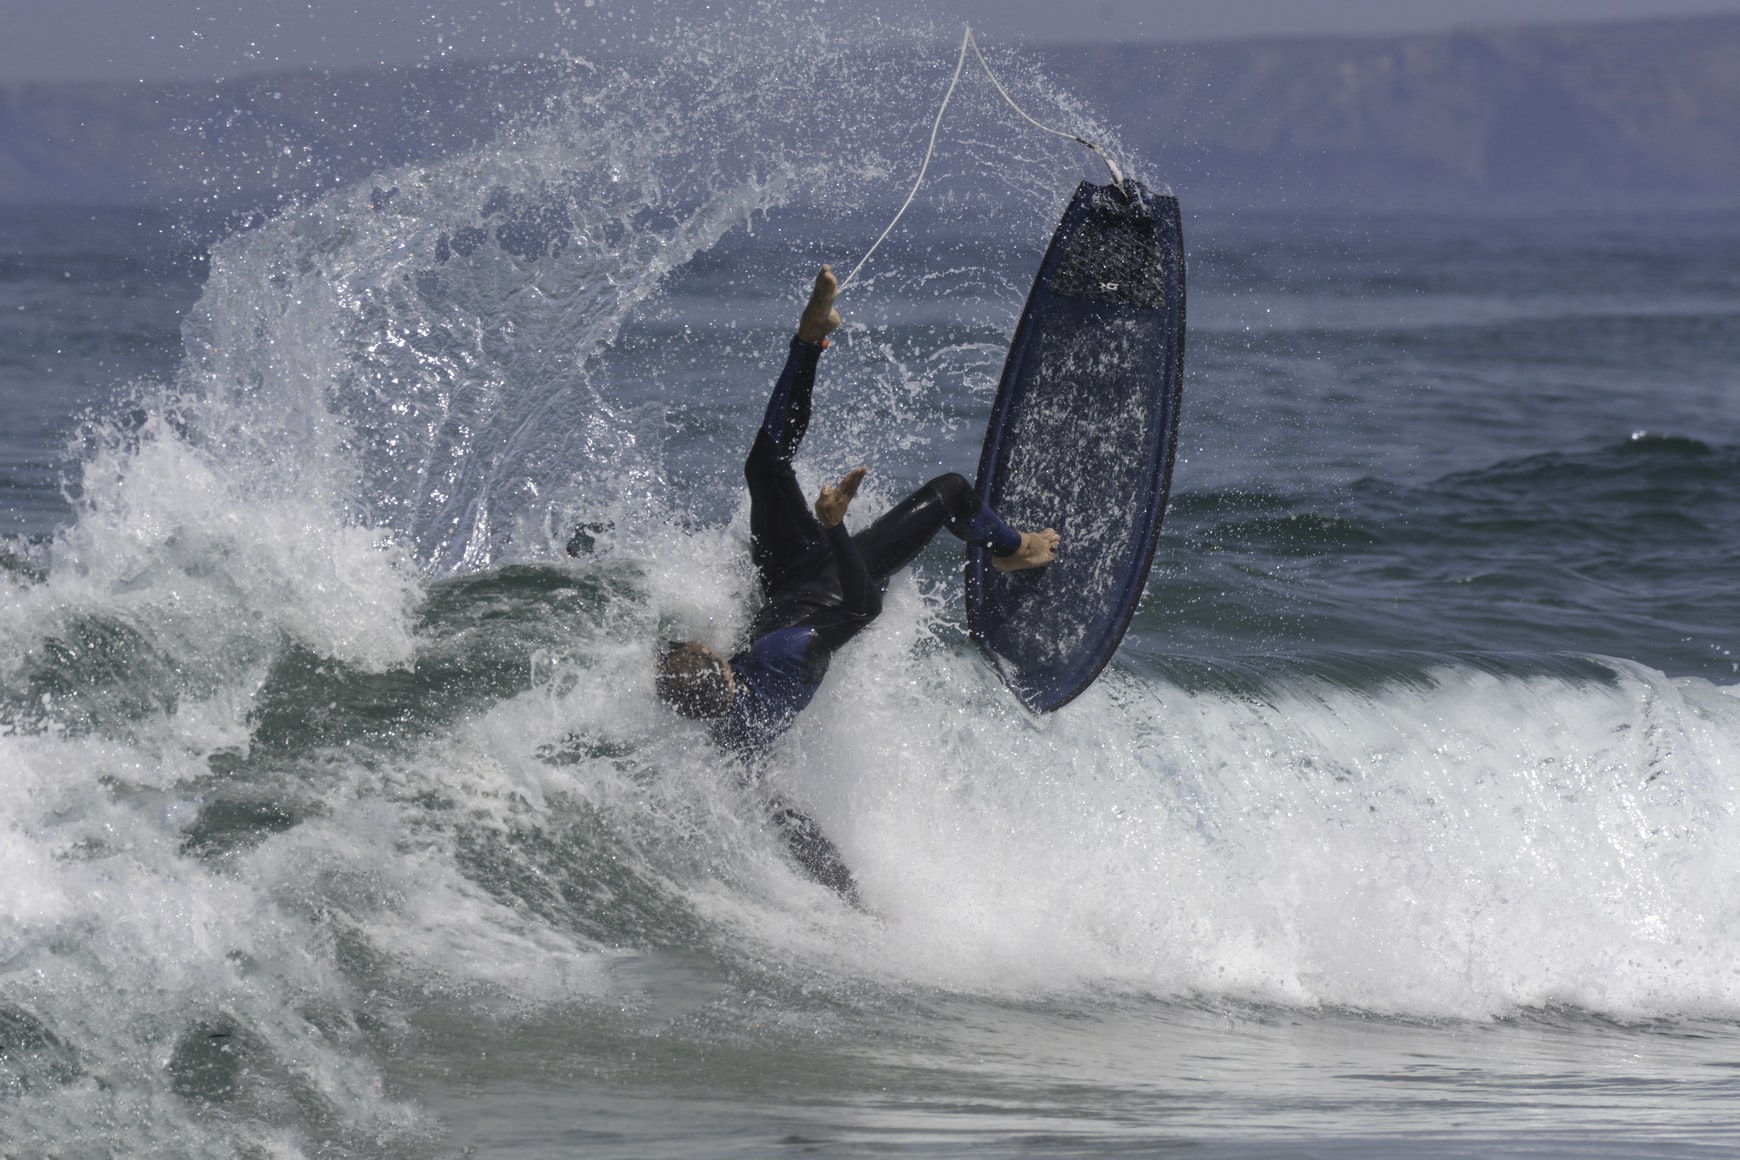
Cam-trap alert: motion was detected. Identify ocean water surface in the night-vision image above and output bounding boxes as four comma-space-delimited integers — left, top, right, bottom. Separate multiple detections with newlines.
3, 17, 1740, 1159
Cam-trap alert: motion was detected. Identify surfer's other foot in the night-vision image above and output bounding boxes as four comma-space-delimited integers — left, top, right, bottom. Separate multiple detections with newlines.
994, 528, 1059, 572
797, 265, 842, 345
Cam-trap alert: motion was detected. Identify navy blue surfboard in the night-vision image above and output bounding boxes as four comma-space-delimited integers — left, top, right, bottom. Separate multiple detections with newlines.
966, 179, 1186, 712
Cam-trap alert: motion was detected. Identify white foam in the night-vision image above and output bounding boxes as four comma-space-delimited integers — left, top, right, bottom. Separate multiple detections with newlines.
733, 644, 1740, 1020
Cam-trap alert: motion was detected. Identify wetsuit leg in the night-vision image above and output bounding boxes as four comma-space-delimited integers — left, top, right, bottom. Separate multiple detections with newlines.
746, 338, 829, 593
852, 472, 1023, 586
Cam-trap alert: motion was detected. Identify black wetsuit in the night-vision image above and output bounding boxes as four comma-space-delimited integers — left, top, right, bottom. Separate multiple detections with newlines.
714, 336, 1022, 899
713, 336, 1022, 760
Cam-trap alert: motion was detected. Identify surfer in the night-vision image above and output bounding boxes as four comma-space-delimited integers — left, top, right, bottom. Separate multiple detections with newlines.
657, 265, 1057, 900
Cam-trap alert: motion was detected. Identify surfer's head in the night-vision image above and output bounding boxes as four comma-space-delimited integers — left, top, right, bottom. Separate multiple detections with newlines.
656, 640, 735, 719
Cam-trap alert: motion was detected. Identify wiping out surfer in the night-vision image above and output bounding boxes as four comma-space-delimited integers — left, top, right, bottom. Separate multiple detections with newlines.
657, 265, 1058, 901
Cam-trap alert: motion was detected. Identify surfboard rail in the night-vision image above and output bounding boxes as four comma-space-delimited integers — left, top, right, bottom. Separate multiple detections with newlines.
967, 179, 1186, 712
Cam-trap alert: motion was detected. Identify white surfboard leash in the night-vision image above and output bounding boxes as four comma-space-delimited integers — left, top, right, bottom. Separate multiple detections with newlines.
835, 29, 973, 293
965, 28, 1125, 190
837, 25, 1125, 293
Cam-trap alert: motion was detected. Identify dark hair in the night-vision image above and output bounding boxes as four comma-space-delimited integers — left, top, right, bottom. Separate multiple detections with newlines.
656, 641, 733, 719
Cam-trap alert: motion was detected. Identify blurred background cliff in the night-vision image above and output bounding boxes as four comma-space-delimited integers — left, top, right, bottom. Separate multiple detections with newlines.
2, 13, 1737, 213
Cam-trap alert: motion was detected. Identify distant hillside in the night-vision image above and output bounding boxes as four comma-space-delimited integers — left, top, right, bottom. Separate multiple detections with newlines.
0, 61, 552, 211
2, 15, 1738, 211
1046, 15, 1740, 207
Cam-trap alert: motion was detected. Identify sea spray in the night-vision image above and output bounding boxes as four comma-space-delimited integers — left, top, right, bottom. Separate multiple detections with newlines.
169, 14, 1124, 575
674, 629, 1740, 1020
0, 17, 1124, 1153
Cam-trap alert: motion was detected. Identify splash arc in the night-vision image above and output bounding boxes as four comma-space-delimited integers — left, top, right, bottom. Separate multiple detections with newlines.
967, 179, 1187, 712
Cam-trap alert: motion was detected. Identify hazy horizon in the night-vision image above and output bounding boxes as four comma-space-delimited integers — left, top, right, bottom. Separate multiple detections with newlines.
8, 0, 1740, 84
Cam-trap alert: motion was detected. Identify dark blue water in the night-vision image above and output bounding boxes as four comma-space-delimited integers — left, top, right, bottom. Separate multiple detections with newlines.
1159, 208, 1740, 677
0, 208, 205, 543
3, 24, 1740, 1159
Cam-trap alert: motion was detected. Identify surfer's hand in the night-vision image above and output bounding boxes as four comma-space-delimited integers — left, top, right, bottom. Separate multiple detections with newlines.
797, 265, 842, 345
814, 466, 866, 528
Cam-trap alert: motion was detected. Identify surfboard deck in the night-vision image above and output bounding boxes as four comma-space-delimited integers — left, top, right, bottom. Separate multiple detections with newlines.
966, 179, 1186, 713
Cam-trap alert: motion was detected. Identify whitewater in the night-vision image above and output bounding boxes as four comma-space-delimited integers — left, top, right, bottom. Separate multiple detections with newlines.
4, 10, 1740, 1157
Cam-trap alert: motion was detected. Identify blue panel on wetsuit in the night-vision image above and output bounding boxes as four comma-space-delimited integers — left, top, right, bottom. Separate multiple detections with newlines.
966, 180, 1186, 713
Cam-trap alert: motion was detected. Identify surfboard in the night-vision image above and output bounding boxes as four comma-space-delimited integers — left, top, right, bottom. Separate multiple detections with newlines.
966, 179, 1186, 713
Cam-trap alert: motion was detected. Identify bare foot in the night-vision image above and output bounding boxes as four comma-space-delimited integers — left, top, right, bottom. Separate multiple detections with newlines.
796, 265, 842, 345
993, 528, 1059, 572
814, 466, 867, 528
